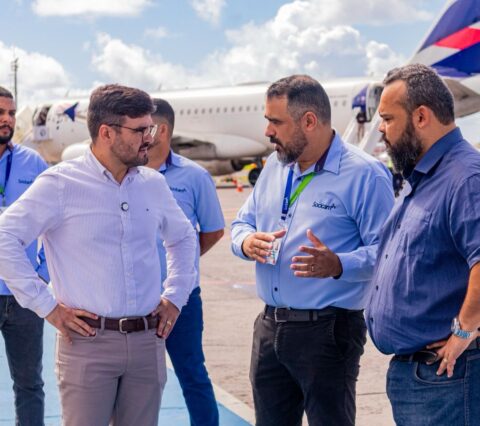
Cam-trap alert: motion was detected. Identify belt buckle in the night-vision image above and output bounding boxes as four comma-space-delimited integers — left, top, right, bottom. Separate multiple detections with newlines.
118, 318, 130, 334
274, 308, 288, 323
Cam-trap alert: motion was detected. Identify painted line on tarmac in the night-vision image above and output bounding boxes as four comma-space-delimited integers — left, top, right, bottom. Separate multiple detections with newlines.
166, 356, 255, 424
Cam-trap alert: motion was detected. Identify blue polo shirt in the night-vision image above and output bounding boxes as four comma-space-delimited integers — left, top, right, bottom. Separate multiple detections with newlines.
366, 128, 480, 355
231, 133, 394, 309
157, 151, 225, 290
0, 144, 49, 295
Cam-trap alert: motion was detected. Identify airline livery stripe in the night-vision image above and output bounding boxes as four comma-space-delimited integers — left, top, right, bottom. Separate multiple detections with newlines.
435, 26, 480, 50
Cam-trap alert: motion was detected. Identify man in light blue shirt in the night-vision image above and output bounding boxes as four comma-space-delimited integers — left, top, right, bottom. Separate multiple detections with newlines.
231, 75, 394, 426
0, 86, 49, 425
147, 99, 225, 426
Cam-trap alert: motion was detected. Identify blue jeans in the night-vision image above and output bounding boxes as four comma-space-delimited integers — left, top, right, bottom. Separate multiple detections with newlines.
166, 287, 219, 426
0, 296, 45, 426
387, 349, 480, 426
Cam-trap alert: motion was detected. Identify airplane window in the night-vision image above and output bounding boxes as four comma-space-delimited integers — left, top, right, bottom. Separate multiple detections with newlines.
239, 106, 243, 112
201, 108, 205, 114
246, 106, 250, 112
231, 107, 235, 113
342, 100, 347, 107
254, 106, 258, 111
216, 107, 220, 113
187, 109, 191, 115
209, 108, 213, 114
194, 109, 198, 114
179, 110, 184, 115
261, 105, 264, 111
224, 107, 228, 113
333, 101, 338, 107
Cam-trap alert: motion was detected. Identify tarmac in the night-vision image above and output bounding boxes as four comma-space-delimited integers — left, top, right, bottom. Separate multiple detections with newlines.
0, 186, 395, 425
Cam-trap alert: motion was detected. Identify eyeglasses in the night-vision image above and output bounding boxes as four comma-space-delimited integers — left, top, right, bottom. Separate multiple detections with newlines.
107, 123, 158, 138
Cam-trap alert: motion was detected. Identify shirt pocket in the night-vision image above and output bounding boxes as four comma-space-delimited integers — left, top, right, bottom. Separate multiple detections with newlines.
400, 206, 432, 256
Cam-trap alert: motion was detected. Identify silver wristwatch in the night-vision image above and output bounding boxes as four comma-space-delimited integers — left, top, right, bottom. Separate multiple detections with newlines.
451, 316, 475, 339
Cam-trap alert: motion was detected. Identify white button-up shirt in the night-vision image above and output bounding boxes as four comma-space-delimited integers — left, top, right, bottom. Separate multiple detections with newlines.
0, 149, 197, 318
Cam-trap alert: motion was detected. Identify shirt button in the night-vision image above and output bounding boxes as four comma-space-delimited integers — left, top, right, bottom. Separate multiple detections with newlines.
397, 224, 401, 229
370, 318, 374, 322
375, 285, 379, 290
385, 254, 388, 259
274, 287, 278, 291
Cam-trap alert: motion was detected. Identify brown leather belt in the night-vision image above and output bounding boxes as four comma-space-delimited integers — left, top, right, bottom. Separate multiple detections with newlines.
394, 337, 480, 363
80, 314, 159, 333
264, 305, 344, 323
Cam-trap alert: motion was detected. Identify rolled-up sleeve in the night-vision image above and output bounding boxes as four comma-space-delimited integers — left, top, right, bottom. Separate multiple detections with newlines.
337, 173, 394, 282
231, 189, 258, 260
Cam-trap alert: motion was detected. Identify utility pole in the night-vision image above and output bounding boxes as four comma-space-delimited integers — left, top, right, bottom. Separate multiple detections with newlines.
11, 57, 19, 106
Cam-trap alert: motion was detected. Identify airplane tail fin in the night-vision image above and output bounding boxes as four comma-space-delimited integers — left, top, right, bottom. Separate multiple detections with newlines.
408, 0, 480, 117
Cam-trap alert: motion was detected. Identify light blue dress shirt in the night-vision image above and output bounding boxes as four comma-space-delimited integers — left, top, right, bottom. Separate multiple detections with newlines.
231, 133, 394, 310
0, 149, 197, 318
157, 151, 225, 289
0, 144, 49, 295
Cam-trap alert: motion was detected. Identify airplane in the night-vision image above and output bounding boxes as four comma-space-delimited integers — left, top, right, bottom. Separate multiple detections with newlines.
14, 0, 480, 186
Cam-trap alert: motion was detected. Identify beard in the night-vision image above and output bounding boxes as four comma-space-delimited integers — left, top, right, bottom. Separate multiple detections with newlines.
384, 119, 422, 175
111, 136, 150, 168
271, 127, 308, 165
0, 125, 14, 144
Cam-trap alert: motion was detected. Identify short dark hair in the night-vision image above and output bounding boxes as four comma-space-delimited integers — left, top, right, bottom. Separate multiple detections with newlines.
266, 75, 331, 124
0, 86, 14, 99
152, 98, 175, 129
87, 84, 155, 141
383, 64, 454, 125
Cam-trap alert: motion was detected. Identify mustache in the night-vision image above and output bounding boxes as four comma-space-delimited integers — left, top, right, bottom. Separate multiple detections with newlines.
269, 136, 283, 147
139, 142, 150, 150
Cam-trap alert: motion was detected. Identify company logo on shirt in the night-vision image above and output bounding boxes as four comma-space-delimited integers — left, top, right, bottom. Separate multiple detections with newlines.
18, 178, 34, 185
169, 186, 187, 193
312, 201, 336, 210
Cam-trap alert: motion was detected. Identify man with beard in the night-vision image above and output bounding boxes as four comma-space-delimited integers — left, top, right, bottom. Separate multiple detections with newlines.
0, 84, 197, 426
0, 86, 49, 425
147, 98, 224, 426
366, 64, 480, 426
231, 75, 394, 426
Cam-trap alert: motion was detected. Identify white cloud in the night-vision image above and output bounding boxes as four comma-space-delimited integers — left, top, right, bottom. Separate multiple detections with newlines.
32, 0, 151, 17
190, 0, 226, 25
91, 33, 194, 90
144, 26, 170, 39
0, 41, 72, 103
366, 41, 405, 76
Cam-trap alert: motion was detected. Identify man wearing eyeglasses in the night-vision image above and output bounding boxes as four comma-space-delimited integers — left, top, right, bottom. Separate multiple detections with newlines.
147, 98, 225, 426
0, 84, 197, 426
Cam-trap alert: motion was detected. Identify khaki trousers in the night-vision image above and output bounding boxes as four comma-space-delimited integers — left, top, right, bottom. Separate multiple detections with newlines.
55, 327, 166, 426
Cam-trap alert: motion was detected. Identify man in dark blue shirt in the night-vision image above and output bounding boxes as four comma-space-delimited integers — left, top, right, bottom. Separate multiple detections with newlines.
366, 64, 480, 426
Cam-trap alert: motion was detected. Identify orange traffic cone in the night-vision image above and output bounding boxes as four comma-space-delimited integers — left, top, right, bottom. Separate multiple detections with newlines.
234, 178, 243, 192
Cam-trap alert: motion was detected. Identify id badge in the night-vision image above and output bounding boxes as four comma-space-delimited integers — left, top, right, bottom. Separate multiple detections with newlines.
265, 220, 288, 266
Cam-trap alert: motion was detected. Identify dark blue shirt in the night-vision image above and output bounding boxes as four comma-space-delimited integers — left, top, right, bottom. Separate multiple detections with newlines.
366, 128, 480, 355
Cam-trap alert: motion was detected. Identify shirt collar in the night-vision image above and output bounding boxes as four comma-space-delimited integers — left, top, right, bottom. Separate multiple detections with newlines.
0, 142, 14, 162
405, 127, 462, 187
86, 147, 139, 182
292, 130, 341, 177
159, 150, 182, 173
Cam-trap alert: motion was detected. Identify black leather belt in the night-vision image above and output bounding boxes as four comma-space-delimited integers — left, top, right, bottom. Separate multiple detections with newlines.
264, 305, 341, 323
80, 314, 159, 333
394, 337, 480, 363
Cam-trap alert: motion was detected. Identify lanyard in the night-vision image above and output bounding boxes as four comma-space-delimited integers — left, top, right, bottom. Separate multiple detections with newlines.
159, 151, 172, 175
281, 168, 315, 221
0, 149, 13, 207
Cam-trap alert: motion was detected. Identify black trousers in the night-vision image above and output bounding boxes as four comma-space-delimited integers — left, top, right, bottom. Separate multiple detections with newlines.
250, 308, 367, 426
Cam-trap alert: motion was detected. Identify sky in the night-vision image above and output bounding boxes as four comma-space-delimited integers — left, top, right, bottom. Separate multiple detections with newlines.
0, 0, 448, 105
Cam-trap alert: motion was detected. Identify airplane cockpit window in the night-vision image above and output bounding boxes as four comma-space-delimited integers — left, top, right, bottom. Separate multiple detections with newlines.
33, 105, 51, 126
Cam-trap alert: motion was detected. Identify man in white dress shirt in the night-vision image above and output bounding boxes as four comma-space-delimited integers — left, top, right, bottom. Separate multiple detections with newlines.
0, 84, 197, 426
